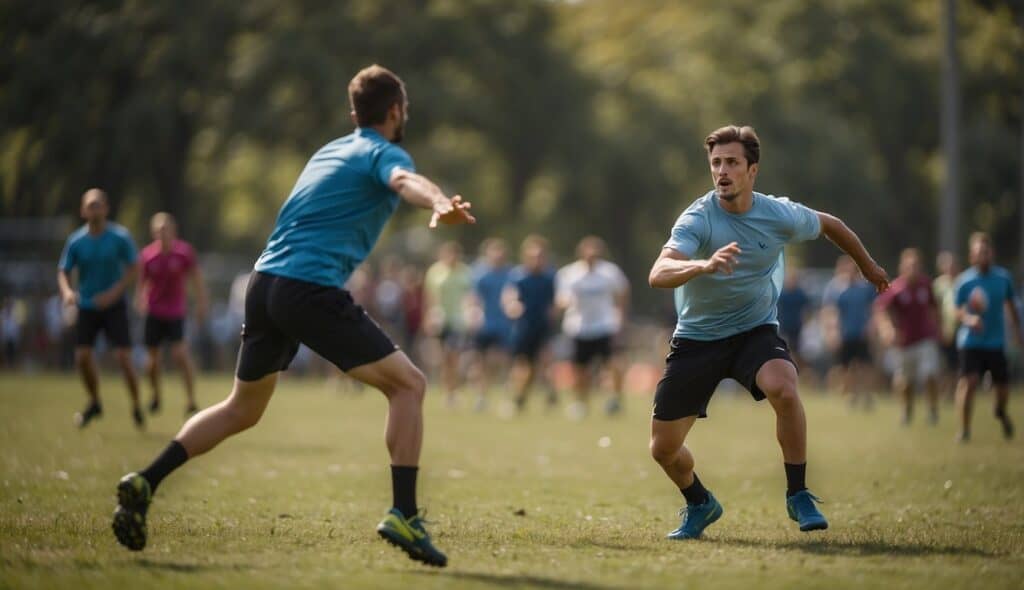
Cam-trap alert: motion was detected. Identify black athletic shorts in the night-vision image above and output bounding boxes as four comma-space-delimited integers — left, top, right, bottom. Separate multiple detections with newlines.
653, 324, 795, 421
76, 300, 131, 348
144, 315, 184, 347
572, 335, 613, 366
511, 322, 549, 361
959, 348, 1009, 385
780, 329, 801, 355
839, 338, 871, 366
235, 272, 398, 382
475, 330, 509, 352
942, 342, 959, 370
438, 325, 469, 350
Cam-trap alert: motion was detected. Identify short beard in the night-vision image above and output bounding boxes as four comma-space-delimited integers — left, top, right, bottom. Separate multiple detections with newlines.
717, 190, 737, 202
392, 123, 405, 144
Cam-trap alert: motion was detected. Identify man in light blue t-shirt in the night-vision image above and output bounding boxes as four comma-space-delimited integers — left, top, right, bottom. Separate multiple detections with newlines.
953, 232, 1022, 442
647, 125, 889, 540
113, 66, 473, 567
57, 188, 142, 430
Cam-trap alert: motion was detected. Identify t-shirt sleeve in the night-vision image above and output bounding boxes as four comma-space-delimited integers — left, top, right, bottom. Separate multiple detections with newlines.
58, 237, 77, 272
611, 264, 629, 295
118, 232, 138, 265
954, 280, 968, 307
663, 210, 706, 258
777, 197, 821, 242
374, 145, 416, 188
183, 243, 198, 272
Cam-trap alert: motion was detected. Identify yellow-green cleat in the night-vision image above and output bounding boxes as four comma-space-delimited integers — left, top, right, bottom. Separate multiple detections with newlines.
112, 472, 152, 551
376, 508, 447, 567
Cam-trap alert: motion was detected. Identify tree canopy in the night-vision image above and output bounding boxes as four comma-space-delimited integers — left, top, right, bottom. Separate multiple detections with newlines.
3, 0, 1021, 305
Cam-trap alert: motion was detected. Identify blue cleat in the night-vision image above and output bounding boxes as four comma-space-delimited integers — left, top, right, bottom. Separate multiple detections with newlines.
667, 492, 724, 540
786, 490, 828, 531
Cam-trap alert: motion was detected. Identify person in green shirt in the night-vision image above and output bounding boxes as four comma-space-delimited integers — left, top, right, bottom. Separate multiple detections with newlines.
424, 241, 473, 407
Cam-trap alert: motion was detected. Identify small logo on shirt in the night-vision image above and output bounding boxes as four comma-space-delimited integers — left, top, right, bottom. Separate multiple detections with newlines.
758, 241, 767, 249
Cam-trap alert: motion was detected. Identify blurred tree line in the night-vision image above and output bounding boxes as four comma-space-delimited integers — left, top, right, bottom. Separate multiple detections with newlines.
2, 0, 1022, 307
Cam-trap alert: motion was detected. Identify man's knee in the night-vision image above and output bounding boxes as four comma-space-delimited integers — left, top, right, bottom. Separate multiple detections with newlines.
170, 344, 189, 364
650, 436, 680, 466
75, 348, 93, 366
760, 364, 800, 405
113, 348, 133, 366
390, 365, 427, 403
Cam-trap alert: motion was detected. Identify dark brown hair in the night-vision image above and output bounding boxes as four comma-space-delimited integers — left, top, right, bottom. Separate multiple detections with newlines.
348, 65, 406, 127
704, 125, 761, 165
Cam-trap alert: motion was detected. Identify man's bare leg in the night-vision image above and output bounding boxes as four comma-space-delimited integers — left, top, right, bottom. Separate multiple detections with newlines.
170, 342, 198, 412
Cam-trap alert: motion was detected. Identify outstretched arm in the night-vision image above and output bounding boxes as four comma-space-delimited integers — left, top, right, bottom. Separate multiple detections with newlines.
1006, 300, 1024, 347
389, 168, 475, 228
817, 212, 890, 292
648, 242, 741, 289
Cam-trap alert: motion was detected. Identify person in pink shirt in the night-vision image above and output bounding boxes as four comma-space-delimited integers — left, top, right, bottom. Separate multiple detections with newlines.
136, 213, 208, 415
875, 248, 941, 426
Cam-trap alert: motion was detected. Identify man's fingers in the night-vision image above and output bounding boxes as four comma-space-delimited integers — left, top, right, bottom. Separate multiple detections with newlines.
429, 212, 440, 228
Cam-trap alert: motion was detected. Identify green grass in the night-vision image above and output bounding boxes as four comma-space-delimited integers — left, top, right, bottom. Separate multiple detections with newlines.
1, 373, 1022, 589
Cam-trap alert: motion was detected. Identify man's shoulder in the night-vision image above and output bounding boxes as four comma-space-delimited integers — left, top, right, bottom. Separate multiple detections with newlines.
679, 191, 716, 216
66, 225, 89, 245
140, 241, 161, 260
991, 266, 1014, 283
106, 223, 134, 242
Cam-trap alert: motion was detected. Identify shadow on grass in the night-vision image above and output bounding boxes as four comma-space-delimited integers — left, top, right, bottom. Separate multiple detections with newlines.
714, 534, 1001, 558
416, 570, 618, 590
135, 558, 246, 573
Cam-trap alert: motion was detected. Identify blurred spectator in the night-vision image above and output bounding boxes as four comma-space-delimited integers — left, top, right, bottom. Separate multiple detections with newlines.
468, 238, 512, 412
822, 255, 877, 410
424, 242, 473, 406
932, 251, 961, 397
556, 236, 629, 420
399, 265, 425, 364
504, 235, 557, 413
1, 297, 25, 367
777, 268, 810, 366
374, 256, 406, 342
952, 232, 1021, 443
875, 248, 941, 426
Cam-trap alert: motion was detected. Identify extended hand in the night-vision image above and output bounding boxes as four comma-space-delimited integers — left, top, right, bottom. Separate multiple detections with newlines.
429, 195, 476, 228
703, 242, 741, 275
862, 262, 890, 293
62, 290, 79, 307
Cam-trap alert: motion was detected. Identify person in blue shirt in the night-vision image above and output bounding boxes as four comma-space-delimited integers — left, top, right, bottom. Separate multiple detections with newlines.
469, 238, 512, 411
822, 255, 878, 411
113, 65, 473, 567
776, 268, 810, 361
57, 188, 142, 429
953, 232, 1023, 442
503, 235, 558, 412
647, 125, 889, 540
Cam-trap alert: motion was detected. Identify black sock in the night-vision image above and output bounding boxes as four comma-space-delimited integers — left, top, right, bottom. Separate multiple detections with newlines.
681, 473, 710, 505
391, 465, 418, 518
139, 440, 189, 493
785, 462, 807, 497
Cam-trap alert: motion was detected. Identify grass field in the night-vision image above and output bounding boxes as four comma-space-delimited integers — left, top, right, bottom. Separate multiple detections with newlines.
1, 373, 1023, 589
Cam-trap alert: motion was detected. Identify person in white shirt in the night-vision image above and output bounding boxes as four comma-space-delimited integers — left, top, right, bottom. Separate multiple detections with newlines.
556, 236, 630, 418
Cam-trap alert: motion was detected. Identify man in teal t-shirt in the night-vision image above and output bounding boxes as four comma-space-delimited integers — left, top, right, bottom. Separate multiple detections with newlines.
113, 66, 474, 566
647, 125, 889, 541
57, 188, 142, 429
952, 232, 1023, 442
